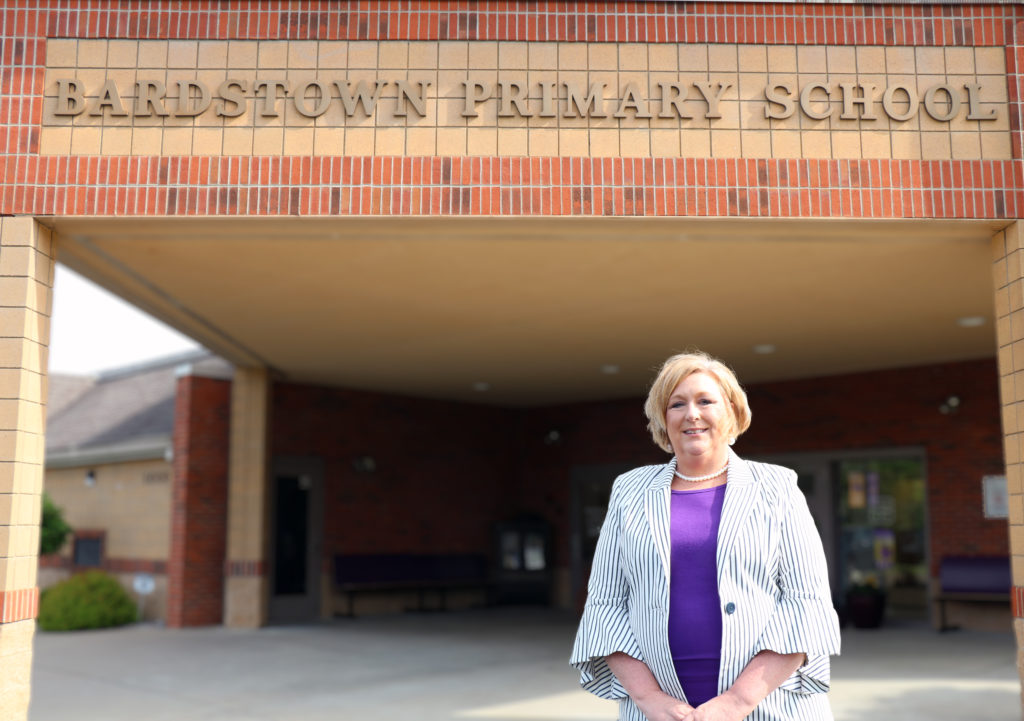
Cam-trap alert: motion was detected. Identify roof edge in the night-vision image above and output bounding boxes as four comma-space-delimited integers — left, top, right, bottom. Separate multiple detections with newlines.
97, 349, 212, 382
46, 437, 172, 469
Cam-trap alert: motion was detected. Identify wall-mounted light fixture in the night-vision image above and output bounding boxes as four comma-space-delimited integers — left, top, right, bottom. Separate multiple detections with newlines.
352, 456, 377, 473
956, 316, 985, 328
84, 469, 97, 487
939, 395, 961, 415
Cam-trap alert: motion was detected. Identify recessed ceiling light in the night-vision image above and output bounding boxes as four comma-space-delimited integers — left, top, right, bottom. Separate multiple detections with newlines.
472, 381, 491, 392
600, 364, 620, 375
752, 344, 776, 355
956, 316, 985, 328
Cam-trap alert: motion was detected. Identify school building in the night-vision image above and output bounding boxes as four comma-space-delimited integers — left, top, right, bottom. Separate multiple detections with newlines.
2, 1, 1024, 718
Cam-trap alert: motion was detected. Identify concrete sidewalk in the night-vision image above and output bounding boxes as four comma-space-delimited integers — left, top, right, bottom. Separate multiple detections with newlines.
29, 608, 1020, 721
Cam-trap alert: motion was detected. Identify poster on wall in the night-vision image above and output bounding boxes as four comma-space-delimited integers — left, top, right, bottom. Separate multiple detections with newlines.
873, 529, 895, 570
848, 471, 866, 509
983, 475, 1008, 519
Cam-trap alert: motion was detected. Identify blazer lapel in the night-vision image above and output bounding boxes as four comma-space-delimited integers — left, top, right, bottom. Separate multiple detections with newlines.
716, 449, 759, 585
644, 459, 676, 583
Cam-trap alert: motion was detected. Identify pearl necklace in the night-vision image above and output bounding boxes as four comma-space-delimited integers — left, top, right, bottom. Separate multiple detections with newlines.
674, 461, 729, 483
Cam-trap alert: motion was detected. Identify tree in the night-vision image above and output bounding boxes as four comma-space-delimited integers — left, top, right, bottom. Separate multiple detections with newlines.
40, 492, 71, 555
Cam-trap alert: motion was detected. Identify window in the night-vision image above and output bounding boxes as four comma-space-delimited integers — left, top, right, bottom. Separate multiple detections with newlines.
73, 535, 103, 567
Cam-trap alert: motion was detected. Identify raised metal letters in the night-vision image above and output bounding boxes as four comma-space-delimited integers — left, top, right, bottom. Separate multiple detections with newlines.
394, 80, 430, 117
89, 79, 127, 117
764, 82, 795, 119
881, 85, 918, 122
564, 82, 607, 118
614, 83, 652, 119
337, 80, 385, 116
175, 80, 211, 117
923, 84, 960, 122
134, 80, 169, 117
659, 82, 694, 119
48, 75, 1002, 125
799, 82, 831, 120
965, 83, 997, 121
839, 83, 878, 121
293, 80, 332, 118
216, 79, 247, 117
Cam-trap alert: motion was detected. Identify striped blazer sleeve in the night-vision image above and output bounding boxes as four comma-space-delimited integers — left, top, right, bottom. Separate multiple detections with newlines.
569, 476, 645, 700
752, 467, 841, 694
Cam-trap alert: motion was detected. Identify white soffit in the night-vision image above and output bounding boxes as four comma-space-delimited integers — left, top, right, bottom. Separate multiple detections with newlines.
50, 217, 1005, 405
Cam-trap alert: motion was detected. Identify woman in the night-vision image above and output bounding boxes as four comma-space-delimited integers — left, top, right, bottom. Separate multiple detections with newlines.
570, 351, 840, 721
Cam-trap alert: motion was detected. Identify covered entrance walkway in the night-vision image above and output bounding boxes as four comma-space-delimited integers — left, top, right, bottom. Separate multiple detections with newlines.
49, 216, 1003, 626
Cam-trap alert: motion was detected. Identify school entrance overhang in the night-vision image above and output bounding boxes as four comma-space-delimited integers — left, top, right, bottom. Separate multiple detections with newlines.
50, 217, 1004, 406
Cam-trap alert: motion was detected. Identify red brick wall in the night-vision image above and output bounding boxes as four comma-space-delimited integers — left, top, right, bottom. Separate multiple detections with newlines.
515, 398, 664, 568
164, 358, 1005, 621
518, 358, 1007, 573
166, 375, 231, 627
741, 358, 1008, 573
163, 358, 1004, 618
271, 383, 520, 561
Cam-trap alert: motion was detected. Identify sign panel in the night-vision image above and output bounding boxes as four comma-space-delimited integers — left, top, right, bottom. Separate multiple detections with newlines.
40, 40, 1010, 160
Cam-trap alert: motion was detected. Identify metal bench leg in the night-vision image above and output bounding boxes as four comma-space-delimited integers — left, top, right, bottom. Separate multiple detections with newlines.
938, 599, 959, 632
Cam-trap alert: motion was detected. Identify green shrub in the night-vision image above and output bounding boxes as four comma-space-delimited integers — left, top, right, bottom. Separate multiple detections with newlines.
38, 571, 137, 631
40, 492, 71, 556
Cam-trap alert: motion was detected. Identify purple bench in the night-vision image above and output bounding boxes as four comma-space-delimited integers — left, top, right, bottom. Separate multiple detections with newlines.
936, 556, 1010, 631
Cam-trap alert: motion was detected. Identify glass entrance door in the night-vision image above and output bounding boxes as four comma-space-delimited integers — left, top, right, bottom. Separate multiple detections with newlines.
837, 456, 928, 620
758, 450, 927, 623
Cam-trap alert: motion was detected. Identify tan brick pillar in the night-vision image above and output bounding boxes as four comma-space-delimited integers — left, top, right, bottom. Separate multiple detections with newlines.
223, 366, 270, 628
992, 222, 1024, 706
0, 218, 54, 721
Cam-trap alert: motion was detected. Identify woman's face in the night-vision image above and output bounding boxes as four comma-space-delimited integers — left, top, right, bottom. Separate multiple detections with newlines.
665, 371, 735, 463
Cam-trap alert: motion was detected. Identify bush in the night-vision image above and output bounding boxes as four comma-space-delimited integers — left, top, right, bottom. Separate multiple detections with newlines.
40, 492, 71, 555
38, 571, 137, 631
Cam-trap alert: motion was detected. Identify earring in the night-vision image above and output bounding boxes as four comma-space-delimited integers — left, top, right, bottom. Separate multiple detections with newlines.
728, 437, 736, 446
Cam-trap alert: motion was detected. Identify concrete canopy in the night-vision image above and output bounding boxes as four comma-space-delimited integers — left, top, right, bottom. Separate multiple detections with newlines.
50, 217, 1004, 406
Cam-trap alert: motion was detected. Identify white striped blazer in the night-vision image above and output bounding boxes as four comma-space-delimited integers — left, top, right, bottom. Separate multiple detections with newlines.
570, 449, 841, 721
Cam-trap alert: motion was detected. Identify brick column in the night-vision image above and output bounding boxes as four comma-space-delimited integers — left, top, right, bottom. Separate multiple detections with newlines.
0, 218, 53, 721
166, 374, 231, 627
224, 367, 270, 628
992, 222, 1024, 705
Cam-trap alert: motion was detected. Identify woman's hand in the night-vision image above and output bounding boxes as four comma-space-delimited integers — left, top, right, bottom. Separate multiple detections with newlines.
633, 689, 695, 721
605, 652, 694, 720
688, 690, 753, 721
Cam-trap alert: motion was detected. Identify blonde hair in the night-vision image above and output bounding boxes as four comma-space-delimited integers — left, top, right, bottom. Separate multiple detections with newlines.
644, 351, 752, 453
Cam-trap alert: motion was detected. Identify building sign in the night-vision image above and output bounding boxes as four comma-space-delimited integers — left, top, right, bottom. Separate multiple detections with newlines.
51, 76, 999, 125
40, 40, 1010, 159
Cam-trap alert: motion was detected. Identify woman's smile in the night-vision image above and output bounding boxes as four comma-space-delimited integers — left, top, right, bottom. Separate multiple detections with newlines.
665, 371, 734, 466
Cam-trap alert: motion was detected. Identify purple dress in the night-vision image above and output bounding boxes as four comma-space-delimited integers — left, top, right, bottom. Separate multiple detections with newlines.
668, 483, 727, 707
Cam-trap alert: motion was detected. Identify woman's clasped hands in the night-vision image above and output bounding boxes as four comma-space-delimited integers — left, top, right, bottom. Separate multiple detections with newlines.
634, 689, 753, 721
632, 689, 693, 721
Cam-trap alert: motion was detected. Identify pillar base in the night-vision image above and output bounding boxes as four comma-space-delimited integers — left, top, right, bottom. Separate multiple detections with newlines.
0, 620, 35, 719
224, 575, 268, 628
